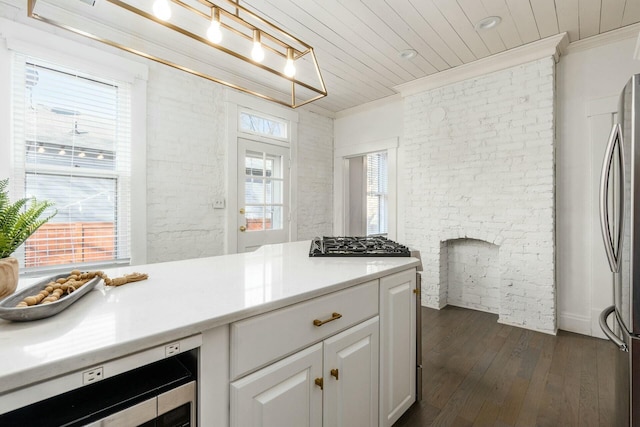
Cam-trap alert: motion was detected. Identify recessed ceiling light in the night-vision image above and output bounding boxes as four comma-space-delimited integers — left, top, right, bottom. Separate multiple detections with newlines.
398, 49, 417, 60
474, 16, 502, 31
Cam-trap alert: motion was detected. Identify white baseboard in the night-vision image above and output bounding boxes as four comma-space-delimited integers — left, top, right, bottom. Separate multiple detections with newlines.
590, 308, 608, 340
558, 312, 592, 336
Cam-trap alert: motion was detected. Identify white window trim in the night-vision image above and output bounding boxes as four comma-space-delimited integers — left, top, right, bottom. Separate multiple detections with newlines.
0, 17, 148, 269
334, 138, 398, 239
225, 91, 298, 254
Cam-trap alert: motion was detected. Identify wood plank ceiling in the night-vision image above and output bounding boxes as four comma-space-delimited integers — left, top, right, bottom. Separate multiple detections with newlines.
242, 0, 640, 112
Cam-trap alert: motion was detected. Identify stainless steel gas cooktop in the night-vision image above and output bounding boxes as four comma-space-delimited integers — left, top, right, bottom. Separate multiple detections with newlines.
309, 236, 411, 257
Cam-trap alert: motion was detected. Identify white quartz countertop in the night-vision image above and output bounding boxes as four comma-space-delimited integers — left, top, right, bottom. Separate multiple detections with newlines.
0, 240, 419, 395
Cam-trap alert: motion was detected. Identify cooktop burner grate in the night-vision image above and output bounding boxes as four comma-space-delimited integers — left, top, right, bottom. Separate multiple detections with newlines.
309, 236, 411, 257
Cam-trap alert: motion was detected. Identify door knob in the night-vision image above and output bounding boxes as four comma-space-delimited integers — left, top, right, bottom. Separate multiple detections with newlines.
239, 208, 245, 214
239, 225, 247, 232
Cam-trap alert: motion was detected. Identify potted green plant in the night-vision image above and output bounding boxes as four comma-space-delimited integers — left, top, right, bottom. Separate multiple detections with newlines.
0, 178, 56, 299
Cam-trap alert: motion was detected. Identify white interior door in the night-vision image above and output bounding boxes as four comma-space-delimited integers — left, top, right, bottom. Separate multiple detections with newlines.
238, 138, 290, 252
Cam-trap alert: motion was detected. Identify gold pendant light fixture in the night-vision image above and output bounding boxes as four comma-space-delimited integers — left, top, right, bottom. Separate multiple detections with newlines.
27, 0, 327, 108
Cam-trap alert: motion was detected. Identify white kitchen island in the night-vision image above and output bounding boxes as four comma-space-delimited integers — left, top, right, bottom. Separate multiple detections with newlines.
0, 240, 420, 426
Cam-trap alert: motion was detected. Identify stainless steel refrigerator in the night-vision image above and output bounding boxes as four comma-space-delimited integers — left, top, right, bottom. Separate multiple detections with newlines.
599, 74, 640, 427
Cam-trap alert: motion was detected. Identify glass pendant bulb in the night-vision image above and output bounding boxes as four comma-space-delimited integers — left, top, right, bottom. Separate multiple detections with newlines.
284, 47, 295, 77
153, 0, 171, 21
207, 8, 222, 43
251, 30, 265, 62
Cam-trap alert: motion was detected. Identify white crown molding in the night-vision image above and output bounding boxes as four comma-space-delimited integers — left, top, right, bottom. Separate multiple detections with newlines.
394, 32, 569, 97
565, 23, 640, 55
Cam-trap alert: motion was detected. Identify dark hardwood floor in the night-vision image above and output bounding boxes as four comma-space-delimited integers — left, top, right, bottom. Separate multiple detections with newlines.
394, 306, 617, 427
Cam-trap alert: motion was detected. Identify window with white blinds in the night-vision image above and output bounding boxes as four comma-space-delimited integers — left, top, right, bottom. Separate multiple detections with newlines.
366, 151, 388, 236
11, 54, 132, 271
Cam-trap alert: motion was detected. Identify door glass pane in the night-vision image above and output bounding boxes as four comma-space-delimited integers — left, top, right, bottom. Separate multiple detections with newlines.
265, 179, 283, 204
245, 178, 264, 204
266, 154, 282, 179
266, 206, 283, 230
245, 206, 264, 231
245, 151, 264, 177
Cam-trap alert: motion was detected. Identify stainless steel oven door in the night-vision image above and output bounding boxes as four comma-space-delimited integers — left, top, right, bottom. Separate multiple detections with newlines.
85, 381, 196, 427
157, 381, 197, 426
84, 398, 156, 426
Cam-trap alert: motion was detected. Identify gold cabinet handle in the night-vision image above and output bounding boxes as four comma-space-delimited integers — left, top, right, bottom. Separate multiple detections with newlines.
239, 208, 245, 214
313, 312, 342, 327
239, 225, 247, 232
315, 377, 323, 390
330, 368, 339, 380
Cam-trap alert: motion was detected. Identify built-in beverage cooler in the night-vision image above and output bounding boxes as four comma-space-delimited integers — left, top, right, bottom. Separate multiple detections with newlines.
0, 349, 197, 426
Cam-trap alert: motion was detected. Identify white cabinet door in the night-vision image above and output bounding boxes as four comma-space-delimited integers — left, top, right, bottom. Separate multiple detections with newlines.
379, 269, 417, 427
230, 343, 323, 427
323, 316, 379, 427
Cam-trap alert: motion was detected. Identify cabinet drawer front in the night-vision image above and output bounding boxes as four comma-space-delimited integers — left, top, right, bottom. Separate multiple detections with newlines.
230, 280, 378, 380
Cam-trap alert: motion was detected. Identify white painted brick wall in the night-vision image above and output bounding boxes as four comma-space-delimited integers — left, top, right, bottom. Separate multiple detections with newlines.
146, 64, 333, 262
296, 109, 334, 240
402, 57, 556, 333
146, 63, 227, 263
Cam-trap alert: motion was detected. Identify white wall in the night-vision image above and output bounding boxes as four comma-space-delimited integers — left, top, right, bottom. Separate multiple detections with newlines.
557, 35, 640, 336
335, 96, 402, 147
146, 63, 227, 263
334, 97, 402, 237
295, 110, 334, 240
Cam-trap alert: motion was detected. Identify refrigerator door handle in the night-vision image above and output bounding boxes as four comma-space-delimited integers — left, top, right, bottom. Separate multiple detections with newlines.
599, 123, 624, 273
599, 305, 628, 352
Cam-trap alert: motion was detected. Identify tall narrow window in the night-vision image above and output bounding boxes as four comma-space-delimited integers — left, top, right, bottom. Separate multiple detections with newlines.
12, 55, 132, 270
366, 151, 388, 235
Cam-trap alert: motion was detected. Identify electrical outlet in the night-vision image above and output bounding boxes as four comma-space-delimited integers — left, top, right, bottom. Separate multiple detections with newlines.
82, 366, 104, 385
165, 342, 180, 357
213, 198, 225, 209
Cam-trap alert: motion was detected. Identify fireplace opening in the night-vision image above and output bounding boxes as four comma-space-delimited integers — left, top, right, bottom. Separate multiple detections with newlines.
440, 238, 500, 314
